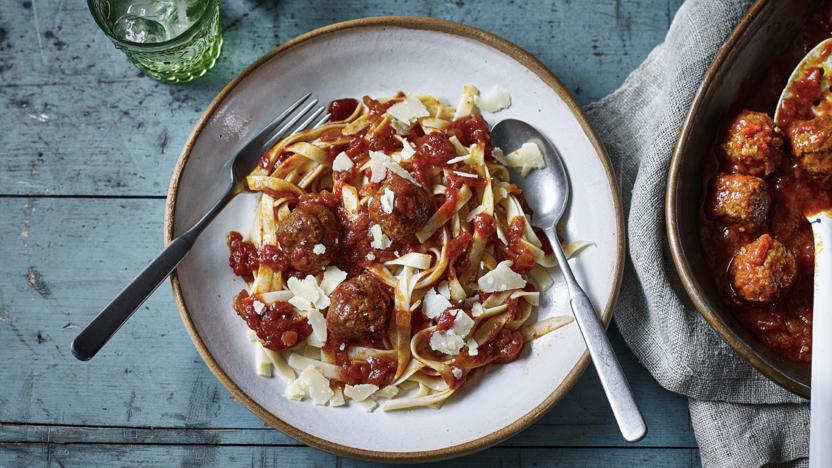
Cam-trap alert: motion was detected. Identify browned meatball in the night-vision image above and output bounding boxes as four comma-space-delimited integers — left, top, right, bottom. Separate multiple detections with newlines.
368, 172, 434, 242
721, 110, 783, 176
276, 202, 338, 273
705, 172, 770, 231
327, 273, 392, 341
787, 116, 832, 184
730, 234, 797, 303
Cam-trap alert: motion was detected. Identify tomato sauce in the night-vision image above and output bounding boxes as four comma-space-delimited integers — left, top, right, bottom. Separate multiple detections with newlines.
234, 291, 312, 351
701, 5, 832, 363
328, 98, 359, 122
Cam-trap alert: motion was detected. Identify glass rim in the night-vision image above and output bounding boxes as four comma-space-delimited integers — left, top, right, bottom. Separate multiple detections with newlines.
86, 0, 217, 49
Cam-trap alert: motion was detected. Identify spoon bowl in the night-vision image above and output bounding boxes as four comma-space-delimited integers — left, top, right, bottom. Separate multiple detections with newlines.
491, 119, 569, 228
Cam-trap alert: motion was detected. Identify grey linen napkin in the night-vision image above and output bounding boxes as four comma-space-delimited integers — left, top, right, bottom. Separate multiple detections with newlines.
583, 0, 809, 466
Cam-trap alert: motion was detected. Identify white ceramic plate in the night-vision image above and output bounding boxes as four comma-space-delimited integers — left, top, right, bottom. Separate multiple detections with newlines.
165, 17, 624, 462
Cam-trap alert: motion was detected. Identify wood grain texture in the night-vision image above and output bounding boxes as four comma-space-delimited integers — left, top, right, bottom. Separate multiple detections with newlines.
0, 198, 693, 444
0, 0, 693, 465
0, 0, 682, 196
0, 445, 702, 467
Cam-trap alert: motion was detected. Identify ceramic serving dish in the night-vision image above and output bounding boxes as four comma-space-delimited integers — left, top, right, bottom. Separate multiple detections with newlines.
165, 17, 624, 461
667, 0, 821, 398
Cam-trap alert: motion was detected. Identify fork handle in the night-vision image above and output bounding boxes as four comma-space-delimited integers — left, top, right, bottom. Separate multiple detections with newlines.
72, 184, 235, 361
71, 236, 194, 361
546, 227, 647, 442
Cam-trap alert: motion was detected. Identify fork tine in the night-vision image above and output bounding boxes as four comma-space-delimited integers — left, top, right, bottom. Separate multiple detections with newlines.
313, 113, 331, 129
259, 98, 319, 151
256, 93, 312, 143
292, 106, 326, 134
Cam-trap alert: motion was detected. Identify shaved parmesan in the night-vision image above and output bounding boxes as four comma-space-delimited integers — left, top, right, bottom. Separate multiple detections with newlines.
384, 160, 422, 187
453, 171, 478, 179
391, 118, 412, 135
387, 96, 429, 124
451, 367, 464, 379
437, 281, 451, 300
450, 309, 475, 337
475, 86, 511, 113
478, 260, 527, 292
344, 384, 379, 402
259, 291, 293, 304
329, 387, 346, 407
332, 152, 354, 172
422, 288, 452, 319
400, 139, 416, 161
370, 224, 392, 249
287, 275, 330, 312
447, 154, 471, 164
385, 252, 432, 270
466, 337, 479, 356
507, 142, 546, 177
320, 266, 347, 295
381, 187, 395, 214
284, 379, 306, 400
369, 151, 387, 183
366, 252, 376, 261
297, 366, 333, 405
429, 331, 466, 355
357, 398, 378, 412
252, 300, 266, 316
376, 385, 400, 399
471, 301, 485, 317
306, 308, 328, 347
312, 243, 326, 255
491, 147, 508, 165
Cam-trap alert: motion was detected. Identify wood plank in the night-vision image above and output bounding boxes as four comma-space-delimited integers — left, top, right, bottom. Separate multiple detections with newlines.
0, 197, 694, 448
0, 444, 700, 467
0, 0, 683, 197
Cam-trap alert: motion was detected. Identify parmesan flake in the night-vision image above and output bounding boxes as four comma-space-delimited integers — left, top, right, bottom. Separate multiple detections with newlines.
368, 151, 387, 183
507, 142, 546, 177
252, 300, 266, 316
332, 151, 354, 172
387, 96, 429, 124
423, 287, 452, 319
344, 383, 379, 402
475, 86, 511, 113
312, 243, 326, 255
478, 260, 527, 292
370, 224, 392, 250
381, 187, 395, 214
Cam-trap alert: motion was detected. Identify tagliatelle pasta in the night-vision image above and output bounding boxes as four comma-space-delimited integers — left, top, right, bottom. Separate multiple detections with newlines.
225, 86, 589, 411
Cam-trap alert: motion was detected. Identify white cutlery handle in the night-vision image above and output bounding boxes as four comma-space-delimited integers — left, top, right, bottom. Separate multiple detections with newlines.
810, 211, 832, 468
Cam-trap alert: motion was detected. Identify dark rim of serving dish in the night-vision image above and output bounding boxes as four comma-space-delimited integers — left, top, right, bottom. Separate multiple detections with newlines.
666, 0, 810, 398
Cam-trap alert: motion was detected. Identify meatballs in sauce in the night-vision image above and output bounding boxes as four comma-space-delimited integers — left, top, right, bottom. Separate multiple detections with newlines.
702, 102, 832, 362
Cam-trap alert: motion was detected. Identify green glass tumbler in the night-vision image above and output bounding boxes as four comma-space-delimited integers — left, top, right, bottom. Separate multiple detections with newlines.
87, 0, 223, 83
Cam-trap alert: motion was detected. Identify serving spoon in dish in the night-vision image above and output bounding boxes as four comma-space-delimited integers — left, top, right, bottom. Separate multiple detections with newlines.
775, 37, 832, 468
492, 119, 647, 442
71, 94, 330, 361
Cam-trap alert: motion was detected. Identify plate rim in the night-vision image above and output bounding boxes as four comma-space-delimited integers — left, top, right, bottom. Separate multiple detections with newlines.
164, 16, 626, 462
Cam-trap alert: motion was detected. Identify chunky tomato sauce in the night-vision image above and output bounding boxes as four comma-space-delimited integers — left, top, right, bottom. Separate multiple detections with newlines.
229, 93, 539, 387
701, 5, 832, 363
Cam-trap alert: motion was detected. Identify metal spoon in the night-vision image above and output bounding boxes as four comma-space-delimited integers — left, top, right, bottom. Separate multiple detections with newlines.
775, 38, 832, 468
492, 119, 647, 442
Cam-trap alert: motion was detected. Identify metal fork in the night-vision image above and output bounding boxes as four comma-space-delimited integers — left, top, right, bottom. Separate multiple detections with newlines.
71, 94, 330, 361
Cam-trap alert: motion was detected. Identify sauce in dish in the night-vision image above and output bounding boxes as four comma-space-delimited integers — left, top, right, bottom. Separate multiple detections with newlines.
701, 3, 832, 363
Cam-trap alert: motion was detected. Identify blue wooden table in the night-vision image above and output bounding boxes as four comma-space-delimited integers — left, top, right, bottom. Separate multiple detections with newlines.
0, 0, 699, 466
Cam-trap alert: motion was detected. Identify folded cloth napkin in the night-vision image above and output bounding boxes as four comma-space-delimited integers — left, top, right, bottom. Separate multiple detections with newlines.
583, 0, 809, 466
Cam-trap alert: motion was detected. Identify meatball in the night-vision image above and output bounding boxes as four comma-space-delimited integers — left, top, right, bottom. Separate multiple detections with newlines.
721, 110, 783, 176
369, 172, 434, 242
705, 172, 770, 231
787, 116, 832, 184
730, 234, 797, 303
275, 202, 338, 273
327, 273, 392, 341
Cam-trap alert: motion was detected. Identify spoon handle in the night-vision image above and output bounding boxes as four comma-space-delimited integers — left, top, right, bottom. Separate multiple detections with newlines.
809, 211, 832, 468
547, 228, 647, 442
